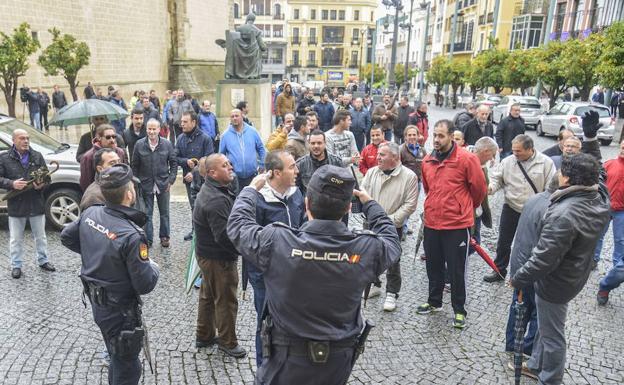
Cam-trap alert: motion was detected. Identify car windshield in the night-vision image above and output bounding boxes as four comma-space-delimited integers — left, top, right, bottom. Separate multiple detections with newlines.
574, 106, 611, 118
520, 103, 542, 109
0, 119, 68, 155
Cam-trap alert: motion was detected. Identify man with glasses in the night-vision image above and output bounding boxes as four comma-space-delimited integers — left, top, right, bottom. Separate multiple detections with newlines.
80, 124, 128, 192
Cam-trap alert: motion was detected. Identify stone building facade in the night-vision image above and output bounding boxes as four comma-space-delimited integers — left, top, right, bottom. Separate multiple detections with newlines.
0, 0, 232, 118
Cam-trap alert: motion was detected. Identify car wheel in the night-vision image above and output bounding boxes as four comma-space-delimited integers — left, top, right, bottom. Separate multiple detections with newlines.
536, 122, 545, 136
599, 139, 612, 146
45, 188, 82, 231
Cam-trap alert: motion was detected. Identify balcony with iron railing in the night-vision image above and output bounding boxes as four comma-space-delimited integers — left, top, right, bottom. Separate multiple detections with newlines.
273, 31, 283, 38
322, 37, 344, 45
308, 36, 318, 45
273, 13, 284, 20
292, 36, 301, 45
307, 60, 317, 67
262, 58, 284, 65
321, 59, 342, 67
289, 59, 301, 68
479, 12, 494, 25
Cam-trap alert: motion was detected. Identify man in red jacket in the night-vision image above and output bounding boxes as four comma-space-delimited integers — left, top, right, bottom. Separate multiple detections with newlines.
596, 139, 624, 305
407, 102, 429, 145
359, 125, 385, 175
417, 119, 487, 329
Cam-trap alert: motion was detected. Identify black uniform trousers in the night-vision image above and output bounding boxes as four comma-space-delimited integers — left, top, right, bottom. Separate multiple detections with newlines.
423, 227, 470, 315
493, 203, 522, 276
91, 303, 142, 385
256, 344, 355, 385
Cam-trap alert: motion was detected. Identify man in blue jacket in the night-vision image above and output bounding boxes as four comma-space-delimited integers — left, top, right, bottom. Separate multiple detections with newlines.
219, 109, 266, 190
198, 100, 220, 143
313, 92, 335, 132
176, 111, 215, 240
245, 149, 305, 367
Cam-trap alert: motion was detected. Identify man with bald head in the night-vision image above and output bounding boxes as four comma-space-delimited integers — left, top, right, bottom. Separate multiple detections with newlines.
461, 104, 494, 146
193, 153, 247, 358
0, 129, 55, 279
219, 109, 266, 191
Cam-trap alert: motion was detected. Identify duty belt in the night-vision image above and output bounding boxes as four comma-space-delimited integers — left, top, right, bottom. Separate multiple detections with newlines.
270, 328, 358, 358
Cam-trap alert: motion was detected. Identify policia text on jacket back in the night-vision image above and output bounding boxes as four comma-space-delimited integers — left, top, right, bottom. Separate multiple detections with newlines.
227, 165, 402, 385
61, 164, 159, 385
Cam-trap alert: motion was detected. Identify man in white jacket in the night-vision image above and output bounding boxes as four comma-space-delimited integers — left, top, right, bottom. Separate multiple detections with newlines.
484, 134, 556, 282
361, 141, 419, 311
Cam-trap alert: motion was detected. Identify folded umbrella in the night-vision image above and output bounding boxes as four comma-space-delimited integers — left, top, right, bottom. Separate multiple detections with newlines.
513, 290, 527, 385
184, 235, 201, 294
241, 259, 249, 300
469, 238, 505, 280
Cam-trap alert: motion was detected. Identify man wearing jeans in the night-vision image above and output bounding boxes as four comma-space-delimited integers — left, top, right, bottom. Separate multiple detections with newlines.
0, 129, 55, 278
596, 139, 624, 305
132, 119, 177, 248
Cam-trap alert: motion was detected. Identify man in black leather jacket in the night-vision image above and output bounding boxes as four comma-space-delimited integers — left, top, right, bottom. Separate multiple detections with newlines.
511, 152, 610, 385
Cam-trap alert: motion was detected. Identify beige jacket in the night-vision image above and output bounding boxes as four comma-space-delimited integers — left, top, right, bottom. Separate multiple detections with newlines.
361, 164, 419, 228
489, 150, 556, 213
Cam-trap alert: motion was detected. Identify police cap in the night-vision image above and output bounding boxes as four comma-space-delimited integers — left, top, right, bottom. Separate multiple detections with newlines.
99, 163, 134, 189
307, 165, 355, 201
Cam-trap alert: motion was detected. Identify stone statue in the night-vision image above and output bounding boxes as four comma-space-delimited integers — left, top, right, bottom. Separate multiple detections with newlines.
216, 13, 267, 79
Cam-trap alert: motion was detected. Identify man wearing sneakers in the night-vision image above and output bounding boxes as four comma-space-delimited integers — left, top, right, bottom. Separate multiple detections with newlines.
417, 120, 487, 328
361, 141, 418, 312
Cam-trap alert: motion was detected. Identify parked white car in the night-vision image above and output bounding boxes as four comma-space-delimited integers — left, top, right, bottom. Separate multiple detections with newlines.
536, 102, 615, 146
0, 115, 82, 230
492, 96, 544, 128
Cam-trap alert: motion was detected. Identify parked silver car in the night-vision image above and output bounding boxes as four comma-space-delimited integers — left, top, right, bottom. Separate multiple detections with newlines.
492, 96, 543, 128
536, 102, 615, 146
0, 116, 82, 230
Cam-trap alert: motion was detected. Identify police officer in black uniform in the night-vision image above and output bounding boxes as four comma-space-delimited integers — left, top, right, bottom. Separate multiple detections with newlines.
227, 165, 402, 385
61, 164, 159, 385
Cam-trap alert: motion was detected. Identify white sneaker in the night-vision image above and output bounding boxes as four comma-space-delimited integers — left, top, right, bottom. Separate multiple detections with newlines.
383, 294, 397, 312
363, 285, 382, 299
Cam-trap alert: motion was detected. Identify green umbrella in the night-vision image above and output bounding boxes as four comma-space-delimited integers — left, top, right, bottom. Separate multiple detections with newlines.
49, 98, 128, 127
184, 235, 201, 294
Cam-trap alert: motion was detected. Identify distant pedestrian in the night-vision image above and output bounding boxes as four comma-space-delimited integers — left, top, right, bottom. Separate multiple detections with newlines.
350, 97, 372, 151
372, 93, 397, 141
51, 84, 68, 112
168, 89, 195, 138
198, 100, 220, 144
284, 116, 310, 160
453, 103, 476, 130
83, 81, 95, 99
495, 103, 526, 159
219, 109, 266, 189
266, 113, 293, 151
140, 95, 161, 123
236, 100, 254, 127
109, 90, 128, 135
461, 104, 493, 146
394, 96, 414, 145
407, 102, 429, 145
276, 83, 295, 120
542, 128, 575, 158
80, 124, 128, 192
296, 88, 315, 116
400, 125, 426, 180
313, 92, 335, 132
20, 86, 41, 130
149, 89, 161, 113
37, 88, 50, 130
122, 108, 147, 163
591, 87, 605, 105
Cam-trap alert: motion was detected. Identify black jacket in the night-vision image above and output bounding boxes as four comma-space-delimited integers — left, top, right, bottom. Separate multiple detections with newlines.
143, 105, 161, 123
193, 177, 238, 260
394, 105, 414, 137
460, 118, 494, 146
0, 148, 47, 217
295, 151, 343, 196
453, 111, 473, 130
512, 184, 610, 303
175, 128, 214, 178
542, 143, 562, 157
61, 204, 159, 306
131, 137, 177, 194
76, 131, 126, 162
52, 90, 67, 109
38, 92, 50, 111
122, 127, 147, 162
296, 97, 316, 116
495, 115, 526, 153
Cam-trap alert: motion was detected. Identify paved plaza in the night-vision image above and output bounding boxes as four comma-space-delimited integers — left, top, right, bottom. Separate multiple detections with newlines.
1, 107, 623, 385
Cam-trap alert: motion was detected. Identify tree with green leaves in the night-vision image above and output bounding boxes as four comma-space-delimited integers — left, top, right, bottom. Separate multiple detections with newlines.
359, 63, 384, 87
466, 55, 487, 99
394, 63, 419, 89
447, 59, 468, 109
427, 56, 450, 106
474, 47, 509, 94
38, 28, 90, 102
561, 33, 604, 101
535, 41, 569, 108
596, 21, 624, 91
503, 48, 539, 95
0, 23, 40, 117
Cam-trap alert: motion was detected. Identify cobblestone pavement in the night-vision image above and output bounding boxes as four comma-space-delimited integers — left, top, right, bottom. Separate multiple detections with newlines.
1, 107, 623, 385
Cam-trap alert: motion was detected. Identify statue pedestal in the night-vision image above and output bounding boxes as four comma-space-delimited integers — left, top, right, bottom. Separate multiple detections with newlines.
216, 79, 272, 142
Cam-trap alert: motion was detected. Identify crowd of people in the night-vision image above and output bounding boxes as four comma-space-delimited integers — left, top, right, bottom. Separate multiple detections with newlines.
3, 78, 624, 385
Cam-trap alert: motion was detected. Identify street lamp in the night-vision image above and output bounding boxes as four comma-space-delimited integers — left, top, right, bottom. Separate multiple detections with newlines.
398, 0, 415, 95
418, 1, 431, 102
382, 0, 404, 92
